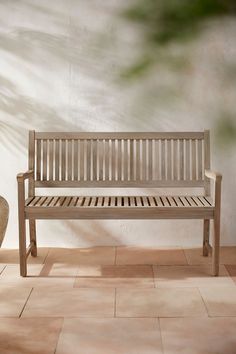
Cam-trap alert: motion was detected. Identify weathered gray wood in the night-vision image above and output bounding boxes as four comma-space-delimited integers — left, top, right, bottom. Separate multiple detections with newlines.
48, 139, 54, 181
204, 130, 211, 195
203, 219, 210, 257
35, 132, 204, 140
29, 220, 37, 257
17, 130, 221, 278
55, 139, 59, 180
36, 139, 41, 181
34, 180, 204, 188
17, 175, 27, 276
28, 130, 35, 196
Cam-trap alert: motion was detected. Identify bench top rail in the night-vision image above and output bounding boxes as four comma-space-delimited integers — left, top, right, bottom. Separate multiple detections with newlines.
29, 131, 210, 189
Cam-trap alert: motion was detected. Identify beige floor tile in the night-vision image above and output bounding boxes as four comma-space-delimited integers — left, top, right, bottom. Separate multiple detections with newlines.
225, 265, 236, 284
0, 248, 49, 264
116, 246, 187, 265
199, 286, 236, 316
153, 265, 234, 287
160, 317, 236, 354
74, 265, 154, 288
184, 246, 236, 265
23, 287, 115, 317
0, 285, 32, 317
0, 264, 76, 288
0, 318, 62, 354
116, 288, 207, 317
56, 318, 162, 354
45, 246, 116, 265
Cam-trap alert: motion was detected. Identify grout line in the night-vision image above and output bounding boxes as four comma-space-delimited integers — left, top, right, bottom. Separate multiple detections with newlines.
182, 247, 189, 265
151, 264, 156, 288
114, 246, 117, 265
42, 248, 51, 264
19, 287, 34, 318
72, 268, 79, 288
54, 317, 65, 354
158, 317, 165, 354
197, 287, 210, 318
114, 288, 117, 317
0, 264, 7, 275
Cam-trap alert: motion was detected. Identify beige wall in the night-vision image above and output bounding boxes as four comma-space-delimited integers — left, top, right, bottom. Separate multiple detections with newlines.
0, 0, 235, 248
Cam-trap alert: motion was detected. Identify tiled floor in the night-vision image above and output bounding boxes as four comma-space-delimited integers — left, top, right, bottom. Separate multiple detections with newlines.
0, 246, 236, 353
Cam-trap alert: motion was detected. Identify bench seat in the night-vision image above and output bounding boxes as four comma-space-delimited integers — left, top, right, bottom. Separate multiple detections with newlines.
25, 195, 214, 219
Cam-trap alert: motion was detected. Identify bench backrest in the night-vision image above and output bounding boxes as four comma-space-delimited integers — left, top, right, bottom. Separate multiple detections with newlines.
28, 131, 210, 191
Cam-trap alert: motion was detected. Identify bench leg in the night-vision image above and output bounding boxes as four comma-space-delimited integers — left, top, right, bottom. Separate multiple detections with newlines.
19, 212, 27, 277
29, 219, 37, 257
212, 214, 220, 276
203, 219, 210, 257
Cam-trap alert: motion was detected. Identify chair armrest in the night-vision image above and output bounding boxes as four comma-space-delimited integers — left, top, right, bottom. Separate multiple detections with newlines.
205, 169, 222, 182
17, 170, 34, 182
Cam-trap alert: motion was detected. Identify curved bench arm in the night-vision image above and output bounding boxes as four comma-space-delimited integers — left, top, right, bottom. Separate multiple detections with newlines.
204, 169, 222, 206
205, 169, 222, 182
17, 170, 34, 204
17, 170, 34, 182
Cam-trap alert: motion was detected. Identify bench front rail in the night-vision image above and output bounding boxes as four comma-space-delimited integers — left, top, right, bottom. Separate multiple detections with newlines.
17, 131, 222, 276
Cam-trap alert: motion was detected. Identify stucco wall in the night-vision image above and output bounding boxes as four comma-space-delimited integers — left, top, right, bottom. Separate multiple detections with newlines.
0, 0, 235, 248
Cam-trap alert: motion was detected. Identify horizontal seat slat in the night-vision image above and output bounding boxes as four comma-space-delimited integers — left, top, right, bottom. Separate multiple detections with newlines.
25, 195, 213, 209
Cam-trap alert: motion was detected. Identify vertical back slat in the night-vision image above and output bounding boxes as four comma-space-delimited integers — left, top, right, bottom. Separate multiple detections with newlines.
136, 139, 140, 180
130, 139, 134, 181
55, 140, 59, 181
191, 139, 196, 180
92, 139, 97, 181
67, 139, 72, 181
179, 139, 184, 180
28, 130, 35, 196
142, 139, 146, 180
36, 139, 41, 180
98, 139, 103, 181
111, 139, 116, 181
79, 140, 84, 181
42, 139, 47, 181
123, 139, 128, 181
185, 139, 190, 180
104, 139, 110, 181
49, 139, 54, 181
87, 139, 91, 181
74, 139, 78, 181
204, 130, 211, 195
173, 139, 178, 180
117, 139, 122, 180
61, 139, 66, 180
197, 138, 203, 180
166, 139, 171, 180
148, 139, 153, 180
154, 139, 160, 180
161, 139, 165, 180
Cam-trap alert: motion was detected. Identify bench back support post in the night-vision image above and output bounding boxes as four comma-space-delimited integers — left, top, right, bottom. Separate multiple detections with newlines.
28, 130, 35, 197
204, 130, 211, 196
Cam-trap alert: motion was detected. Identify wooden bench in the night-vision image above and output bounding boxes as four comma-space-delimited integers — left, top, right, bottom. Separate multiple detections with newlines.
17, 131, 222, 277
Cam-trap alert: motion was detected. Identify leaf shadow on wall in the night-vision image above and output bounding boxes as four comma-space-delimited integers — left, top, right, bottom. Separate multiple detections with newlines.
0, 73, 123, 247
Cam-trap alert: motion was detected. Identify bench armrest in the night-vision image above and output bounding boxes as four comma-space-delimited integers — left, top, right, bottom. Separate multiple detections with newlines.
17, 170, 34, 182
205, 169, 222, 182
17, 170, 34, 204
205, 169, 222, 207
